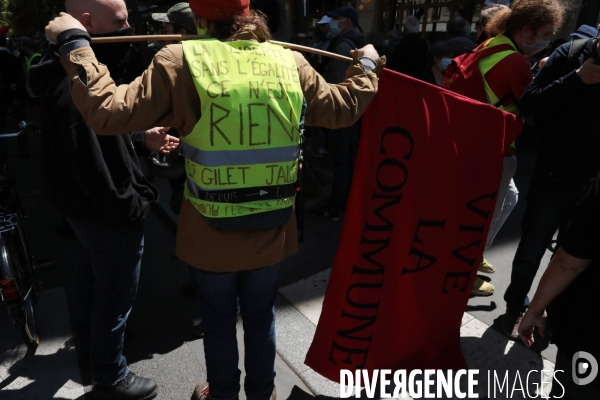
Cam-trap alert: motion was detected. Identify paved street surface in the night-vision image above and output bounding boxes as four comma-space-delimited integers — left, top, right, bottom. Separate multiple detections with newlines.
1, 113, 560, 399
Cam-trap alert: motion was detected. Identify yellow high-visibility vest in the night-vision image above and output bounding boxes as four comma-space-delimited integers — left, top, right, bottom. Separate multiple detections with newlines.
479, 34, 519, 115
181, 39, 304, 219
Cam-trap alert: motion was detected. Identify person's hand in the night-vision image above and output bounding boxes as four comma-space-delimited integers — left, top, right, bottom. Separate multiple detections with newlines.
353, 44, 379, 61
45, 13, 86, 43
576, 58, 600, 85
144, 127, 180, 154
518, 308, 547, 348
538, 57, 549, 69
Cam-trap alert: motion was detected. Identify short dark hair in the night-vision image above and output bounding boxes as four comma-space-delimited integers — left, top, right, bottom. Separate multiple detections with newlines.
426, 40, 453, 68
447, 16, 469, 36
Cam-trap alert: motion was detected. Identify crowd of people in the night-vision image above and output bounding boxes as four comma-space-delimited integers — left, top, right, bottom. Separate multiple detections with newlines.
1, 0, 599, 398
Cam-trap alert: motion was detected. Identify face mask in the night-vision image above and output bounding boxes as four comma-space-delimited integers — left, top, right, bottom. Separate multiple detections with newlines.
437, 57, 452, 72
196, 17, 208, 36
329, 19, 345, 37
521, 36, 550, 56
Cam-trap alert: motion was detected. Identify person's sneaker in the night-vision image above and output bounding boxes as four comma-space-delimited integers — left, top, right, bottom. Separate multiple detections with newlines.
310, 206, 341, 220
191, 382, 210, 400
502, 308, 526, 340
191, 383, 240, 400
478, 258, 496, 274
471, 277, 495, 296
190, 382, 270, 400
92, 372, 158, 400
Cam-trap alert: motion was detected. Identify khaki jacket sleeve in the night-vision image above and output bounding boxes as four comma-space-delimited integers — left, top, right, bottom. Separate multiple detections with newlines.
294, 51, 385, 129
60, 45, 197, 136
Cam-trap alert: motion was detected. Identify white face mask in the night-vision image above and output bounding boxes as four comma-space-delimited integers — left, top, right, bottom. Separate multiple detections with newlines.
521, 36, 550, 56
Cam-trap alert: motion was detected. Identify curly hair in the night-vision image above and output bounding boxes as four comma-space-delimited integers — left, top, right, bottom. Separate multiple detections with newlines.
211, 9, 272, 41
486, 0, 567, 37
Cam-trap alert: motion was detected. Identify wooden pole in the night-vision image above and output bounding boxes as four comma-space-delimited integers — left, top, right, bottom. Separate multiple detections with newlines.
269, 40, 352, 62
90, 34, 209, 43
90, 35, 354, 63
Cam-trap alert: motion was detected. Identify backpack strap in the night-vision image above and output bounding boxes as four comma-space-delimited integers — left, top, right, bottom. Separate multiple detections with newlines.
336, 38, 357, 51
493, 92, 514, 108
565, 38, 589, 74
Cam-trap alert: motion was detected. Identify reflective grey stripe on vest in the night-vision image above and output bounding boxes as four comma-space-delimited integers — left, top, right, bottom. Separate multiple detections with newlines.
181, 142, 299, 167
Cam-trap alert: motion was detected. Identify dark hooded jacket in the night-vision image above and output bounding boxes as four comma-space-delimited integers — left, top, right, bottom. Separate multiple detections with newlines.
323, 30, 366, 84
29, 43, 157, 225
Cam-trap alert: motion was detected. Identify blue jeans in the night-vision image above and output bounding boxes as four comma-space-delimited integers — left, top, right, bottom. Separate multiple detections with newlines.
67, 217, 144, 385
189, 265, 278, 400
504, 170, 585, 310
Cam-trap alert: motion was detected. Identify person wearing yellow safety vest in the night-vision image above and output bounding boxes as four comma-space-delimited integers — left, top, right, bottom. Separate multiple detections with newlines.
44, 0, 384, 398
468, 0, 566, 301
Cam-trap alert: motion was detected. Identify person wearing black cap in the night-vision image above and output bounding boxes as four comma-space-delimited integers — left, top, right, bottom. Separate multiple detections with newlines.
323, 5, 365, 84
152, 2, 196, 48
310, 5, 366, 221
446, 15, 475, 57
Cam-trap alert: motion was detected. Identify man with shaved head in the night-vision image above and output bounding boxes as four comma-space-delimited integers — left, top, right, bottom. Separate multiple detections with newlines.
66, 0, 130, 34
29, 0, 174, 398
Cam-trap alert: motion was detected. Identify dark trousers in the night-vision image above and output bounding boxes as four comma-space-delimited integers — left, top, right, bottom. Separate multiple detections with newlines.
504, 169, 585, 310
189, 264, 279, 400
67, 217, 144, 385
326, 120, 360, 211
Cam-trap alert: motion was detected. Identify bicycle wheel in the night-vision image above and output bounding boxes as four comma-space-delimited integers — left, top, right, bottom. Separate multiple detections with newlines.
1, 229, 38, 349
6, 296, 38, 348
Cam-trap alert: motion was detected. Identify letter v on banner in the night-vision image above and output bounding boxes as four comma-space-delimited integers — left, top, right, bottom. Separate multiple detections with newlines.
304, 70, 522, 381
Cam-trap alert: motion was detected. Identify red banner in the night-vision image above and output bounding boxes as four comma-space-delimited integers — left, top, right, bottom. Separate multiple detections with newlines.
304, 69, 523, 381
